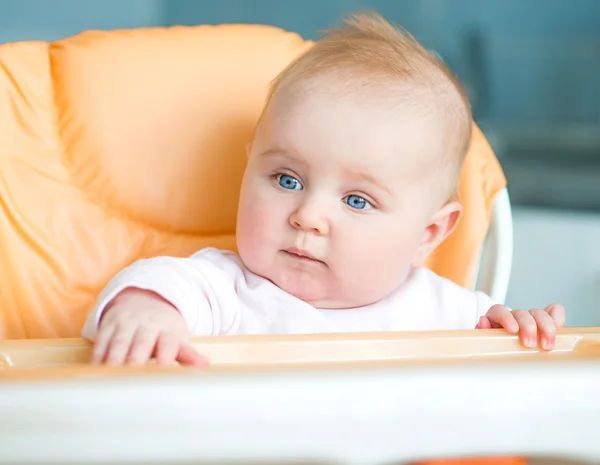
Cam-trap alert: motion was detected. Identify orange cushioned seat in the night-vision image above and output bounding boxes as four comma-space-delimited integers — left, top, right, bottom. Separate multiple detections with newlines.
0, 24, 504, 339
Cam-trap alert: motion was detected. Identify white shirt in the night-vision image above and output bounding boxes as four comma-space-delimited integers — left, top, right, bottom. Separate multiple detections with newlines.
81, 248, 496, 340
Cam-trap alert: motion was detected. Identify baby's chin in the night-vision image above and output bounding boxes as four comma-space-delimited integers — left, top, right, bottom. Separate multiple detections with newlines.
272, 275, 384, 310
258, 269, 345, 308
270, 272, 329, 303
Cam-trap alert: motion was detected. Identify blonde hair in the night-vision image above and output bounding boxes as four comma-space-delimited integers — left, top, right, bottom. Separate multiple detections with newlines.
261, 11, 473, 201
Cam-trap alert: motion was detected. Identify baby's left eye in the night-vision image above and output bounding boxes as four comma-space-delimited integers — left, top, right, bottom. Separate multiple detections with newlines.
344, 195, 373, 210
276, 174, 303, 190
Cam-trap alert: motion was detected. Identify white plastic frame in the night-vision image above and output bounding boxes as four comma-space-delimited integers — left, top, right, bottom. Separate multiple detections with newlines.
1, 358, 599, 465
476, 188, 514, 303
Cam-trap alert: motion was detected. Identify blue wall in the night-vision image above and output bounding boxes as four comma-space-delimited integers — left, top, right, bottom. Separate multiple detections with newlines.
0, 0, 162, 43
163, 0, 600, 125
1, 0, 599, 125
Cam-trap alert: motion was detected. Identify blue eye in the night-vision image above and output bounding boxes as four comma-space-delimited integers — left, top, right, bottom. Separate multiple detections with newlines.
345, 195, 372, 210
277, 174, 303, 190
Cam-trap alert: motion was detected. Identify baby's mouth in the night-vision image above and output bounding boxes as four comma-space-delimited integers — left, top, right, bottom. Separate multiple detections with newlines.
283, 247, 324, 264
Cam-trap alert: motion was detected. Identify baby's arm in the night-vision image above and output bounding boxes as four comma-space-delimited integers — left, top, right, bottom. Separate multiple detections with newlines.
82, 251, 238, 366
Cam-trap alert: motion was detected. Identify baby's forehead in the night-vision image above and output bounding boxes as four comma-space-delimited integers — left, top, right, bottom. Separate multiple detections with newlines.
273, 80, 446, 147
272, 73, 456, 141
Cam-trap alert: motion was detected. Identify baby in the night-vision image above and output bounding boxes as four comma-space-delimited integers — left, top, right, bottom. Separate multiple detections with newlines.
82, 12, 565, 366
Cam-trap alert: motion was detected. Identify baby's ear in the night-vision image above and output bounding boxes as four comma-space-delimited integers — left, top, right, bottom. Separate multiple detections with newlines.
413, 201, 463, 264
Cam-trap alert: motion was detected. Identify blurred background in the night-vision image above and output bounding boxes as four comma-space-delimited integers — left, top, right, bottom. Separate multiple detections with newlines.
1, 0, 599, 326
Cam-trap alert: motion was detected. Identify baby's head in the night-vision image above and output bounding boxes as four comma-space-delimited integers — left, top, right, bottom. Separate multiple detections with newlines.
235, 11, 472, 309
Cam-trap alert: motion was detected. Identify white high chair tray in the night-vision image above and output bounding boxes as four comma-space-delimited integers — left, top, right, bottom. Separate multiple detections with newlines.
1, 328, 599, 465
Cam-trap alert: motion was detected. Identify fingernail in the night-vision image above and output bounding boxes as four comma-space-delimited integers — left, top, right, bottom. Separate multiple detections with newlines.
526, 337, 536, 348
541, 337, 553, 351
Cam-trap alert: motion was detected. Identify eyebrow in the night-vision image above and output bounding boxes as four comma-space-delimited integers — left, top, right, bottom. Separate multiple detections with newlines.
261, 148, 292, 159
346, 170, 394, 197
259, 148, 308, 166
260, 149, 282, 157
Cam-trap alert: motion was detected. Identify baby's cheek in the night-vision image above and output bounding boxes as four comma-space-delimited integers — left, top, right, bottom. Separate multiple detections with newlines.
237, 205, 267, 248
335, 227, 382, 272
237, 192, 283, 262
351, 227, 414, 283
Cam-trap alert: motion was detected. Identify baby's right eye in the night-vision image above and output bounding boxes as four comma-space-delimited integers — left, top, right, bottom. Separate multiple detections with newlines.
276, 174, 303, 190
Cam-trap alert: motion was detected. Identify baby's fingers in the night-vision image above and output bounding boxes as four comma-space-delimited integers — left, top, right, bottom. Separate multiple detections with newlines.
91, 325, 115, 365
104, 326, 137, 366
476, 315, 493, 329
154, 334, 210, 367
546, 303, 566, 328
531, 309, 558, 351
512, 310, 538, 348
126, 328, 159, 365
485, 305, 519, 333
177, 344, 211, 367
154, 332, 181, 366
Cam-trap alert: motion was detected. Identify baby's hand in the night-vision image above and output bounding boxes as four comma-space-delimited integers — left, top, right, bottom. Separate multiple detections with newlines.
91, 287, 209, 367
476, 303, 566, 351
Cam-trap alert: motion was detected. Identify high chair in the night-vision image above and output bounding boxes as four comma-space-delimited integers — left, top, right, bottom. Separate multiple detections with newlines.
0, 22, 598, 465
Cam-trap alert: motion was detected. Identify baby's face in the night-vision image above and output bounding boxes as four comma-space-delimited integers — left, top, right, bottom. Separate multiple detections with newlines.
236, 84, 455, 309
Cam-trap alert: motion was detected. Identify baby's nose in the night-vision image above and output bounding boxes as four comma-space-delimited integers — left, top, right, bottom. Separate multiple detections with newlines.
289, 202, 330, 236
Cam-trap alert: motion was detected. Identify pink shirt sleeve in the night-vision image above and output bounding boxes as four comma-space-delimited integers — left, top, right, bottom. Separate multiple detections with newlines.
81, 249, 242, 341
